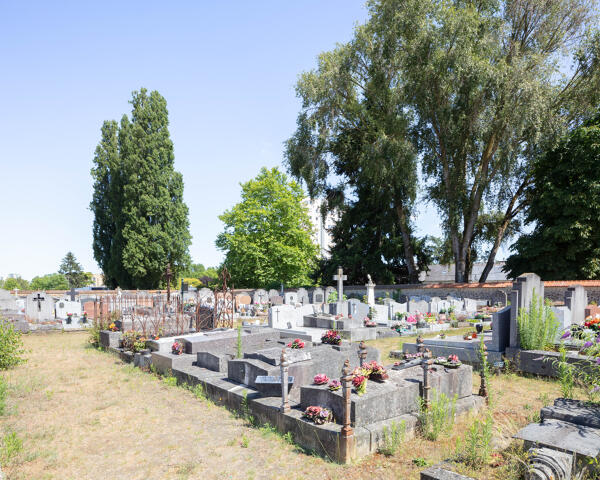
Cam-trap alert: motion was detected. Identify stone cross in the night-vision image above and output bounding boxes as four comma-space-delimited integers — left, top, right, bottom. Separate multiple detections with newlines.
333, 266, 347, 302
69, 287, 77, 302
280, 348, 290, 413
32, 293, 44, 312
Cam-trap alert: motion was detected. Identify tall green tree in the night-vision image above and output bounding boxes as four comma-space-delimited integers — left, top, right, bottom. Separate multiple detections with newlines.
369, 0, 600, 282
505, 114, 600, 279
90, 89, 191, 289
285, 25, 421, 282
30, 274, 69, 290
216, 167, 319, 288
0, 277, 29, 291
58, 252, 88, 288
288, 0, 600, 283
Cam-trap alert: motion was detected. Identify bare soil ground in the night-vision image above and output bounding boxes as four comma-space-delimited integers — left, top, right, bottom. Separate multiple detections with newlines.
0, 331, 562, 480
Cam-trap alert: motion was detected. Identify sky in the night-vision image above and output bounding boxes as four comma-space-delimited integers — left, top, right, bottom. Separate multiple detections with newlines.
0, 1, 449, 281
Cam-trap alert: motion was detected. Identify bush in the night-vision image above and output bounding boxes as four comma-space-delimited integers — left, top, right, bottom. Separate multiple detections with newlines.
418, 390, 457, 440
456, 412, 494, 468
0, 319, 25, 370
517, 290, 558, 350
378, 420, 405, 456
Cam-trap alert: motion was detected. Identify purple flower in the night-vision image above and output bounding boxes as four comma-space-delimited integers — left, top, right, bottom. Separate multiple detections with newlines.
561, 331, 571, 339
596, 336, 600, 343
593, 386, 600, 393
585, 341, 593, 348
596, 357, 600, 365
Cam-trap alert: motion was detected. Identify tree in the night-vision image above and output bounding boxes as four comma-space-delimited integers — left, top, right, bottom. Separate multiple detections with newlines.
90, 89, 191, 289
288, 0, 600, 283
285, 24, 421, 282
30, 274, 69, 290
368, 0, 600, 282
58, 252, 88, 288
0, 277, 29, 291
504, 114, 600, 279
216, 167, 319, 288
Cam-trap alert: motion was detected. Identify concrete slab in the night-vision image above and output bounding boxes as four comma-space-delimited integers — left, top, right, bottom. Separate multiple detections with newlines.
514, 419, 600, 457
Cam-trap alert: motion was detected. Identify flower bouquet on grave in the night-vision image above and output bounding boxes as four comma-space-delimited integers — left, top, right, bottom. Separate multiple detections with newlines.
287, 338, 305, 349
352, 374, 367, 395
365, 360, 388, 382
444, 354, 461, 368
303, 406, 333, 425
313, 373, 329, 385
328, 380, 341, 391
108, 322, 119, 332
172, 341, 184, 355
81, 312, 88, 324
321, 329, 342, 345
424, 313, 436, 323
133, 337, 148, 353
364, 317, 377, 328
434, 356, 447, 365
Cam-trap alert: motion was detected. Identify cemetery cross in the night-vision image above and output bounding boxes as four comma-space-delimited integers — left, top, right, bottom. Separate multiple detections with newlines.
333, 266, 347, 304
69, 287, 77, 302
164, 263, 173, 303
32, 293, 44, 312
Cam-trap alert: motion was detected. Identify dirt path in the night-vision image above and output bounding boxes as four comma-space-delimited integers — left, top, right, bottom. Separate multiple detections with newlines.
1, 332, 561, 480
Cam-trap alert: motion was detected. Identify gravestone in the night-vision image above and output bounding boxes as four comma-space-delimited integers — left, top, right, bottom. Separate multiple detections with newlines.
197, 288, 214, 305
347, 299, 370, 321
296, 288, 310, 305
490, 306, 511, 352
268, 289, 279, 301
428, 297, 442, 313
463, 298, 477, 313
311, 287, 324, 304
552, 306, 572, 330
253, 289, 269, 305
25, 291, 55, 322
235, 293, 251, 307
509, 273, 544, 348
268, 305, 301, 329
270, 295, 283, 305
55, 297, 82, 319
388, 301, 407, 319
324, 286, 336, 303
408, 299, 429, 313
0, 290, 17, 311
564, 285, 587, 325
438, 299, 450, 312
284, 291, 298, 305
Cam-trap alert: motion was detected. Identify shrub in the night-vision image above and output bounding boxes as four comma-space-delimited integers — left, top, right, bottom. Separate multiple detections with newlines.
456, 412, 494, 469
378, 420, 405, 456
418, 390, 457, 440
517, 290, 558, 350
0, 319, 25, 370
550, 345, 576, 399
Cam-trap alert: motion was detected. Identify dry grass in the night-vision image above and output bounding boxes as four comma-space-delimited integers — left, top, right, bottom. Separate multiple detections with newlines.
0, 331, 561, 480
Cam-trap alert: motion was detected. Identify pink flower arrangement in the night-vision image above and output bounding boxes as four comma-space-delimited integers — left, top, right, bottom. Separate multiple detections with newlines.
448, 354, 460, 364
364, 318, 377, 327
328, 380, 341, 391
406, 315, 417, 323
313, 373, 329, 385
303, 406, 332, 424
287, 338, 305, 349
172, 341, 184, 355
352, 374, 367, 395
321, 329, 342, 345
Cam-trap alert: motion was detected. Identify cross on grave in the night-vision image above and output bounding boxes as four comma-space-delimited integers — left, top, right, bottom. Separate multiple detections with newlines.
333, 266, 347, 303
69, 287, 77, 302
32, 293, 44, 312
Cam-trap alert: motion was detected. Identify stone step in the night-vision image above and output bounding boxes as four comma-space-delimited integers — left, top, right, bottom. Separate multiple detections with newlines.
541, 399, 600, 429
513, 418, 600, 457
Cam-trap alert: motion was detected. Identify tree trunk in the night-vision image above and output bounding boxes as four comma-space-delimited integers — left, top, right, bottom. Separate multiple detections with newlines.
395, 204, 419, 283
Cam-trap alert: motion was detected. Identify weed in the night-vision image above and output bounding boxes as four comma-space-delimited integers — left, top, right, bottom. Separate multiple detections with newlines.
538, 392, 551, 406
1, 431, 23, 464
550, 344, 575, 399
455, 411, 494, 469
163, 376, 177, 387
282, 431, 293, 444
517, 290, 558, 350
378, 420, 405, 456
418, 390, 457, 440
0, 377, 7, 415
412, 457, 429, 467
241, 435, 249, 448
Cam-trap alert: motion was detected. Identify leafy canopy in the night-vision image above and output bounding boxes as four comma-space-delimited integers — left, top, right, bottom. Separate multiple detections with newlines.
505, 113, 600, 279
216, 167, 318, 288
58, 252, 88, 288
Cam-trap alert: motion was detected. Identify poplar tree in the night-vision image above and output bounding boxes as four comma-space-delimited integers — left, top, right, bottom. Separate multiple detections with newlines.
90, 89, 191, 289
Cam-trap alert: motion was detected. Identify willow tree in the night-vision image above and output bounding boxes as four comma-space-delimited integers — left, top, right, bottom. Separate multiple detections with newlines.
285, 25, 421, 282
370, 0, 600, 282
90, 89, 191, 289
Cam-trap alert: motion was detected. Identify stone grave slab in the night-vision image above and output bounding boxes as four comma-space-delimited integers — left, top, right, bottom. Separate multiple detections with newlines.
55, 297, 82, 319
513, 418, 600, 457
254, 375, 294, 396
541, 398, 600, 429
0, 290, 17, 311
244, 347, 311, 366
197, 351, 233, 372
25, 291, 55, 322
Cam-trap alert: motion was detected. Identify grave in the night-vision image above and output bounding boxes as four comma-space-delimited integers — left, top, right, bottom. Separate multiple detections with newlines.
311, 287, 325, 304
55, 297, 82, 320
296, 288, 310, 305
0, 289, 17, 311
25, 291, 56, 323
253, 289, 269, 305
564, 284, 587, 325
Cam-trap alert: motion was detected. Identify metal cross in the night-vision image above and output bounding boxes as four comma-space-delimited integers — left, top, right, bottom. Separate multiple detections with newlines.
164, 263, 173, 303
333, 266, 347, 302
32, 293, 44, 312
69, 287, 76, 302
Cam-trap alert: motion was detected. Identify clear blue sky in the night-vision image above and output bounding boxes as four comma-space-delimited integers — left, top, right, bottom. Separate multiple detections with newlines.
0, 1, 446, 281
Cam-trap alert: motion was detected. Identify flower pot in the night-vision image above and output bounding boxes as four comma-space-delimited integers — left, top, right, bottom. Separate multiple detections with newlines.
66, 317, 72, 324
476, 323, 483, 334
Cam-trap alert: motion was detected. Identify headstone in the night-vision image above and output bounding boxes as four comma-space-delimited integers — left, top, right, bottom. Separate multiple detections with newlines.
271, 295, 283, 305
197, 288, 214, 305
509, 273, 544, 348
564, 285, 587, 325
333, 266, 347, 312
268, 305, 301, 329
311, 287, 324, 304
463, 298, 477, 313
551, 306, 572, 330
387, 301, 407, 319
284, 291, 298, 305
25, 291, 55, 322
0, 290, 17, 311
408, 299, 429, 314
438, 299, 450, 312
268, 289, 279, 300
366, 275, 376, 306
490, 306, 511, 352
348, 299, 370, 321
55, 297, 82, 319
296, 288, 310, 305
235, 293, 252, 306
428, 297, 442, 314
253, 289, 269, 305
